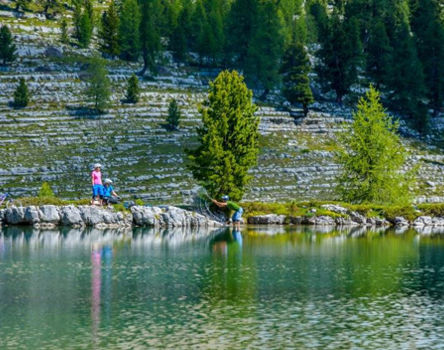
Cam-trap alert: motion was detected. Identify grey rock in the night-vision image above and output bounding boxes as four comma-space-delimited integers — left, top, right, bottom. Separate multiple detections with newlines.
335, 217, 360, 226
413, 216, 433, 227
4, 207, 26, 224
306, 215, 335, 225
394, 216, 409, 227
24, 206, 40, 224
39, 205, 60, 223
321, 204, 348, 215
60, 205, 83, 226
349, 211, 367, 224
248, 214, 287, 225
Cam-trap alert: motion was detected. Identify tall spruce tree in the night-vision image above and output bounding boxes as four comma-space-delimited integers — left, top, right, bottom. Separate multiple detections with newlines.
166, 98, 181, 130
410, 0, 444, 116
0, 25, 16, 65
126, 74, 140, 103
13, 78, 29, 108
225, 0, 258, 67
170, 3, 192, 61
281, 41, 314, 116
245, 0, 284, 95
366, 19, 393, 90
389, 21, 427, 129
78, 10, 93, 47
190, 0, 206, 57
187, 70, 259, 201
336, 86, 413, 205
316, 12, 362, 103
139, 0, 162, 75
85, 56, 111, 113
119, 0, 141, 61
99, 0, 120, 56
60, 17, 69, 44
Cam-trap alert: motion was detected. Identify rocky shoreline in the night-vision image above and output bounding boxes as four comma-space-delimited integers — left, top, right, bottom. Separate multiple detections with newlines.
247, 204, 444, 228
2, 203, 444, 230
0, 205, 222, 229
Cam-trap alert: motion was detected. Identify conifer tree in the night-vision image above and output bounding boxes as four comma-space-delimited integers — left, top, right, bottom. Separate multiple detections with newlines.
389, 22, 427, 129
205, 1, 224, 64
85, 56, 111, 113
336, 86, 413, 205
118, 0, 141, 61
410, 0, 444, 116
245, 0, 284, 95
0, 25, 16, 65
126, 74, 140, 103
99, 0, 120, 56
38, 182, 55, 197
166, 98, 181, 130
140, 0, 162, 75
316, 13, 362, 103
281, 41, 314, 116
78, 10, 93, 47
366, 19, 393, 90
170, 4, 192, 61
13, 78, 29, 108
190, 0, 206, 56
225, 0, 258, 67
187, 70, 259, 201
60, 17, 69, 44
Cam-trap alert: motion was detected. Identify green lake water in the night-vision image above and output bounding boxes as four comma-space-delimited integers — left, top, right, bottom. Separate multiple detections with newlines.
0, 226, 443, 349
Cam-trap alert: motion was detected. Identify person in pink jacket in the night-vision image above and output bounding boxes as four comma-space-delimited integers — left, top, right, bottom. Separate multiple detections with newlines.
91, 163, 104, 205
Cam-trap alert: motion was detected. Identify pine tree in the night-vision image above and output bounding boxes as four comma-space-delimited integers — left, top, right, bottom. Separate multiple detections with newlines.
366, 19, 393, 90
170, 4, 191, 61
307, 0, 329, 42
60, 17, 69, 44
38, 182, 55, 197
126, 74, 139, 103
118, 0, 141, 61
78, 10, 93, 48
140, 0, 162, 75
281, 41, 314, 116
205, 1, 224, 64
336, 86, 413, 205
190, 0, 207, 57
389, 21, 427, 129
85, 56, 111, 113
166, 98, 181, 130
187, 70, 260, 201
245, 0, 284, 95
99, 0, 120, 56
225, 0, 258, 67
0, 25, 16, 65
316, 13, 362, 103
13, 78, 29, 108
410, 0, 444, 116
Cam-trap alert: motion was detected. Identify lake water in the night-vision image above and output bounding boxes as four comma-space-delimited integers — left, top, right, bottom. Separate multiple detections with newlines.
0, 226, 443, 349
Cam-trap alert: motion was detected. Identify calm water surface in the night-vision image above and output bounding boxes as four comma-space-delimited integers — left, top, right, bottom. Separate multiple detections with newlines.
0, 226, 443, 349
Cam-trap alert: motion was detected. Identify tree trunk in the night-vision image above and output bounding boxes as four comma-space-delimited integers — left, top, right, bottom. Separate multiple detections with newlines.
303, 104, 309, 117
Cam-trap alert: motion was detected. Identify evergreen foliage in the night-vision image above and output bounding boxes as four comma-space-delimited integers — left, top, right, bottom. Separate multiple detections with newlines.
13, 77, 29, 108
60, 17, 69, 44
118, 0, 141, 61
166, 98, 181, 130
0, 25, 16, 65
126, 74, 140, 103
281, 41, 314, 116
410, 0, 444, 116
38, 182, 55, 197
187, 70, 259, 201
366, 19, 393, 90
99, 0, 120, 56
140, 0, 162, 75
15, 0, 30, 11
316, 12, 362, 103
170, 3, 192, 61
74, 0, 94, 48
85, 56, 111, 113
40, 0, 63, 19
336, 86, 413, 205
244, 0, 284, 95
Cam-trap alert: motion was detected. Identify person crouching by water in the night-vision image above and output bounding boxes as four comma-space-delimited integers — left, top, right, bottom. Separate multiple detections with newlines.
102, 178, 120, 207
212, 195, 243, 229
91, 163, 104, 205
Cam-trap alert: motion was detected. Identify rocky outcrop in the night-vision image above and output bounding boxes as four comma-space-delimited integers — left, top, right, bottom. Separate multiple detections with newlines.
131, 205, 221, 227
248, 214, 287, 225
0, 205, 220, 228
